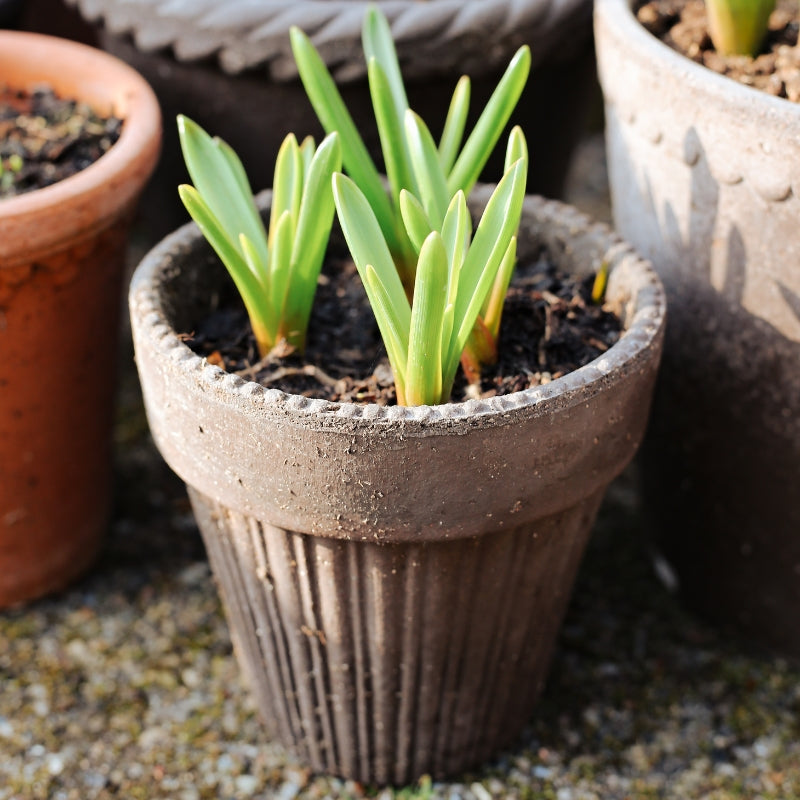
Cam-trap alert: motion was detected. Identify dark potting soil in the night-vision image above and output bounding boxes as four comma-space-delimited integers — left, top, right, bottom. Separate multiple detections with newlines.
636, 0, 800, 100
187, 249, 622, 406
0, 86, 122, 199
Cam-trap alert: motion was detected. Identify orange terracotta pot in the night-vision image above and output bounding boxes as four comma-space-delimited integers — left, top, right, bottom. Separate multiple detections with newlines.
0, 32, 161, 606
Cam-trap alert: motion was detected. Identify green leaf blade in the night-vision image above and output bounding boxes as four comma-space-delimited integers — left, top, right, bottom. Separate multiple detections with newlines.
363, 265, 410, 399
399, 189, 433, 254
404, 110, 450, 230
368, 59, 418, 209
406, 232, 448, 406
177, 115, 267, 269
362, 6, 409, 131
446, 45, 530, 196
446, 158, 527, 374
267, 211, 295, 336
290, 26, 399, 252
439, 76, 470, 174
706, 0, 775, 55
289, 132, 341, 300
270, 134, 300, 251
440, 190, 471, 355
179, 184, 273, 354
332, 173, 409, 313
482, 235, 517, 340
504, 125, 528, 175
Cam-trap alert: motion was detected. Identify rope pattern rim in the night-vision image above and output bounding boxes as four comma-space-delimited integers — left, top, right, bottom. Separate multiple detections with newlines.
66, 0, 592, 79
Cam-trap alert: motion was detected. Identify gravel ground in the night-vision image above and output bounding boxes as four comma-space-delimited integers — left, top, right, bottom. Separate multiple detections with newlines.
2, 135, 799, 800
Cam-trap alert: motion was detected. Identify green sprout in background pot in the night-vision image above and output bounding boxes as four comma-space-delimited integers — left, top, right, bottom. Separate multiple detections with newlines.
333, 126, 528, 407
0, 153, 23, 193
705, 0, 775, 56
290, 5, 530, 293
177, 115, 341, 357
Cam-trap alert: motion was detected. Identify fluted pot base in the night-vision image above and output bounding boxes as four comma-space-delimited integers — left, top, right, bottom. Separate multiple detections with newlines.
190, 486, 604, 784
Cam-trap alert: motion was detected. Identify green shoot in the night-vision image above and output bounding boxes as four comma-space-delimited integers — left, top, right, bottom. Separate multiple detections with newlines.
0, 153, 23, 192
177, 115, 341, 357
333, 150, 527, 406
705, 0, 775, 56
591, 259, 610, 305
460, 126, 528, 381
290, 6, 530, 289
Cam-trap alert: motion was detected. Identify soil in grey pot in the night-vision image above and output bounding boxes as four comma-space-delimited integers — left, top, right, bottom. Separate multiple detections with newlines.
129, 189, 665, 784
595, 0, 800, 654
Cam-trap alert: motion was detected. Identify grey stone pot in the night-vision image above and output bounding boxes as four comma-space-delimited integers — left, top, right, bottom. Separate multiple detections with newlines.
67, 0, 597, 245
595, 0, 800, 654
129, 189, 665, 784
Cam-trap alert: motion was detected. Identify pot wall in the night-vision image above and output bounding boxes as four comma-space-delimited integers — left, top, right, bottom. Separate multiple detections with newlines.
0, 32, 161, 606
130, 189, 665, 782
595, 0, 800, 653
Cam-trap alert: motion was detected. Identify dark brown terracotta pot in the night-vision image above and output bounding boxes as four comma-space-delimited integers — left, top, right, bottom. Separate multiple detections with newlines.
129, 189, 665, 783
67, 0, 596, 245
595, 0, 800, 655
0, 32, 161, 606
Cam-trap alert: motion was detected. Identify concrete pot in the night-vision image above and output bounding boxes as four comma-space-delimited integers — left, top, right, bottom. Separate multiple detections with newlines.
130, 188, 664, 782
595, 0, 800, 653
67, 0, 596, 245
0, 32, 161, 606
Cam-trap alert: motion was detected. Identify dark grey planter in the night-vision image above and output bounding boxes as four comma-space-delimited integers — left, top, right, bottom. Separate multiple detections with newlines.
129, 189, 665, 783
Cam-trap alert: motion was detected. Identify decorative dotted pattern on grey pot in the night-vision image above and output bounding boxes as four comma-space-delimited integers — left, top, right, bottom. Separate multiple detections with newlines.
189, 484, 606, 784
66, 0, 591, 78
595, 0, 800, 654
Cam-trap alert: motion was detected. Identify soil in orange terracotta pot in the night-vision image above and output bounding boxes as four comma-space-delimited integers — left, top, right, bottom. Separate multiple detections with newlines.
186, 251, 622, 406
636, 0, 800, 98
0, 86, 122, 198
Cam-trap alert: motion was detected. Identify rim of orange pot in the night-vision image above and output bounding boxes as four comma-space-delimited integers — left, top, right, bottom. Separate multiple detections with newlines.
0, 30, 162, 264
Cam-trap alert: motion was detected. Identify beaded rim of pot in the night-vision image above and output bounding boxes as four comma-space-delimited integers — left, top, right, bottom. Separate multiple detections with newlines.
131, 187, 665, 427
65, 0, 592, 79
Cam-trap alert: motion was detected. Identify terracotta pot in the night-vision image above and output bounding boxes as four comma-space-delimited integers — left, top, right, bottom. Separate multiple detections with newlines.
129, 188, 665, 783
595, 0, 800, 653
0, 32, 161, 606
66, 0, 596, 245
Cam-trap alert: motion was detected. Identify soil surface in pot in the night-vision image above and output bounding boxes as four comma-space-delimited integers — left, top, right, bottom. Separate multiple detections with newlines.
187, 249, 622, 405
0, 87, 122, 198
637, 0, 800, 99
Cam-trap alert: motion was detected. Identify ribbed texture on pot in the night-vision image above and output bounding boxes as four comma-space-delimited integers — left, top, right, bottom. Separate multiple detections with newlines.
190, 485, 604, 784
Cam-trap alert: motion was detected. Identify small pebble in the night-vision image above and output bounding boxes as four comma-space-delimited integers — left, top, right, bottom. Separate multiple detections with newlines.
235, 774, 260, 795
